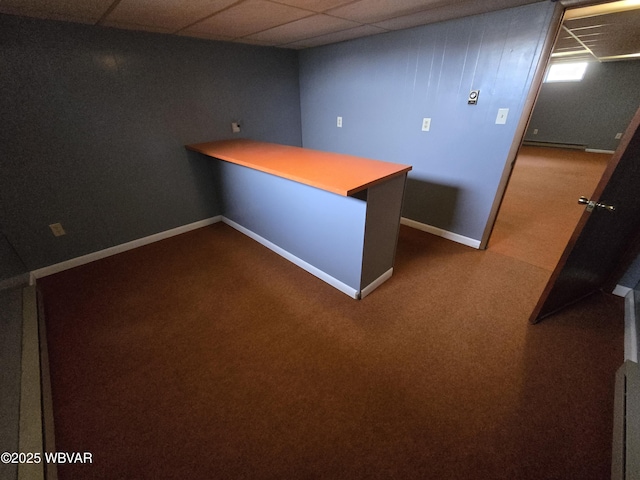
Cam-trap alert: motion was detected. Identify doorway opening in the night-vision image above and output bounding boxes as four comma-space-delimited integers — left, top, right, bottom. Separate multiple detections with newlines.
487, 0, 640, 274
488, 146, 610, 271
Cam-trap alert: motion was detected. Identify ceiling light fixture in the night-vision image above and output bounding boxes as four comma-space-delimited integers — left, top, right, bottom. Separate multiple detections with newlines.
564, 0, 640, 20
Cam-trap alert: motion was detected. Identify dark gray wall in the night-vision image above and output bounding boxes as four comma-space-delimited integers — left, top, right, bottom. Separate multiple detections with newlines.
0, 233, 26, 282
298, 1, 556, 242
0, 14, 302, 272
0, 287, 22, 480
525, 60, 640, 150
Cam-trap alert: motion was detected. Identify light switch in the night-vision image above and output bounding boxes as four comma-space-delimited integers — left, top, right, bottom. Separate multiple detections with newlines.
337, 116, 342, 128
495, 108, 509, 125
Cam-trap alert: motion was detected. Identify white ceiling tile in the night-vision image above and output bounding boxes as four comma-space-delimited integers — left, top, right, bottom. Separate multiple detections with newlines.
106, 0, 237, 31
272, 0, 354, 13
0, 5, 93, 23
2, 0, 638, 55
232, 37, 278, 47
372, 0, 537, 30
100, 20, 174, 34
0, 0, 114, 22
244, 13, 359, 44
327, 0, 447, 24
181, 0, 313, 38
176, 30, 235, 42
283, 24, 386, 48
373, 1, 473, 30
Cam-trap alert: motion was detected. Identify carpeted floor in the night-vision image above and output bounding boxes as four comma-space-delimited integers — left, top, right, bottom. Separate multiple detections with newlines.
489, 145, 611, 270
39, 147, 623, 480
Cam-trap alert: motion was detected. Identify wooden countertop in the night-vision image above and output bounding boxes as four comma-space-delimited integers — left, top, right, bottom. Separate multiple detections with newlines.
186, 139, 412, 196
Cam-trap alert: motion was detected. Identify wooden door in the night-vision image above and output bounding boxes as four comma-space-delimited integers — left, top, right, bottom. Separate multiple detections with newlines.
530, 105, 640, 323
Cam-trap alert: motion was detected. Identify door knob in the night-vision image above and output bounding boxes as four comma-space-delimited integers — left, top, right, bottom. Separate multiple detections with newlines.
578, 196, 615, 212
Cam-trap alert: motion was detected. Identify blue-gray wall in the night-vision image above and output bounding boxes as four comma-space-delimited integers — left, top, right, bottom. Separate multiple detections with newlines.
298, 1, 556, 242
219, 160, 367, 290
525, 60, 640, 151
0, 14, 302, 273
620, 255, 640, 289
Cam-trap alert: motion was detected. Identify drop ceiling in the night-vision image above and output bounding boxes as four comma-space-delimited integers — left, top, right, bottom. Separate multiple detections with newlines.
553, 0, 640, 61
0, 0, 639, 54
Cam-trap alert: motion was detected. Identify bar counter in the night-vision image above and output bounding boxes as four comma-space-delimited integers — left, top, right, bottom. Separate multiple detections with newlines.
187, 139, 411, 196
187, 139, 412, 298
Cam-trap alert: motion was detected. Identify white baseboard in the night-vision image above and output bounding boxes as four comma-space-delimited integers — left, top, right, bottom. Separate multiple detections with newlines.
27, 214, 386, 299
18, 285, 44, 480
523, 141, 585, 150
400, 217, 481, 249
625, 289, 638, 363
30, 216, 222, 281
585, 148, 616, 154
613, 285, 633, 298
360, 268, 393, 299
222, 217, 360, 299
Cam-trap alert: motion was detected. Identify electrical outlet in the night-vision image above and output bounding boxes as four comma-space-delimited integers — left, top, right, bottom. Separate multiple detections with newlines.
533, 128, 538, 135
615, 132, 623, 139
337, 116, 342, 128
421, 118, 431, 132
49, 223, 66, 237
495, 108, 509, 125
